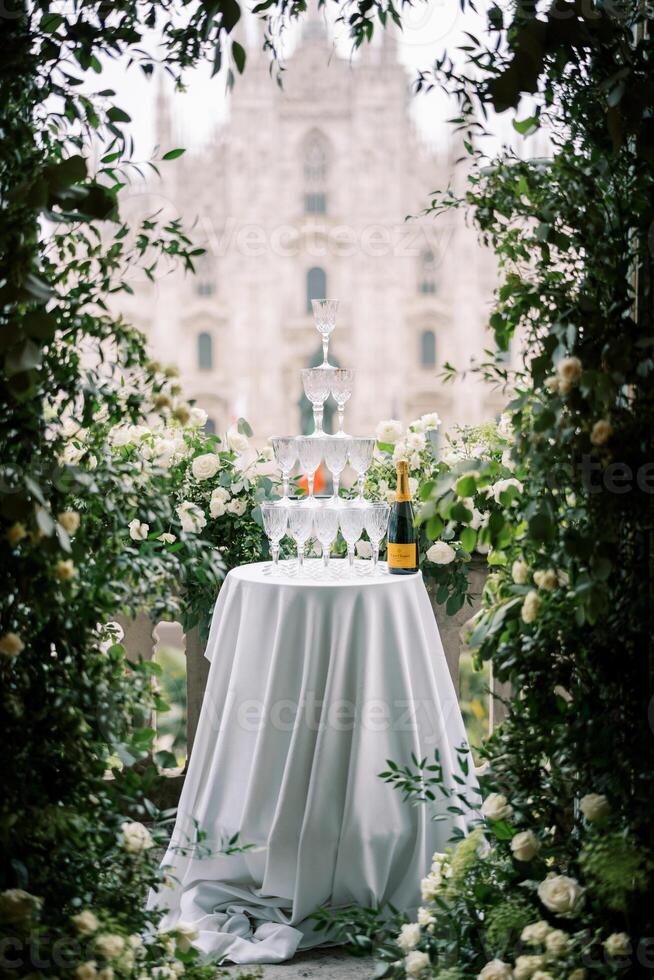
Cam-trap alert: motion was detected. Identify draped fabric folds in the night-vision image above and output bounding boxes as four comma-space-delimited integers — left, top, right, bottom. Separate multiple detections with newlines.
150, 560, 477, 964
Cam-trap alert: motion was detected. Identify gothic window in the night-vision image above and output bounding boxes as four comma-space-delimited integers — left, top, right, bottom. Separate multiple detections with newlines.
194, 252, 215, 297
306, 267, 327, 313
197, 332, 213, 370
303, 133, 328, 215
418, 248, 437, 295
420, 329, 436, 368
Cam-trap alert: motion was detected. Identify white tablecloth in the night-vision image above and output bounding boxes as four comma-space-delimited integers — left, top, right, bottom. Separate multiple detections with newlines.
151, 559, 477, 964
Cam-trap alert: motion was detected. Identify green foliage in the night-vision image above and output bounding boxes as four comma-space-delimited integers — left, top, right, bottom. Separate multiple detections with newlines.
484, 896, 535, 955
579, 832, 653, 914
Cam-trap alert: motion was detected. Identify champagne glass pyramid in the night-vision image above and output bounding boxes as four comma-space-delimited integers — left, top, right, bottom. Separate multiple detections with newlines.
312, 298, 339, 369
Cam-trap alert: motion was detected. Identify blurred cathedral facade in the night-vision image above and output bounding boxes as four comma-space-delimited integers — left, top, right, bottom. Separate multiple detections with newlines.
116, 18, 507, 441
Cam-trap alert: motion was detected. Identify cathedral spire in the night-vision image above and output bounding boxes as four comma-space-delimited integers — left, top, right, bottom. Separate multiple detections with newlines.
301, 2, 328, 43
155, 70, 173, 151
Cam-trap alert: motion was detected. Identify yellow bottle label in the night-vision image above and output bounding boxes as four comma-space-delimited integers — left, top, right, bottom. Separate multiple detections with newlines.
387, 542, 417, 569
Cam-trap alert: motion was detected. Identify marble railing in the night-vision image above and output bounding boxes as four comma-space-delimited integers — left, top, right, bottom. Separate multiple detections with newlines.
118, 559, 508, 794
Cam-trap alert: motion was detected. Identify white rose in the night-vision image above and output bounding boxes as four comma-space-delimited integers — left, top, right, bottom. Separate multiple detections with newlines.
63, 443, 85, 465
227, 497, 247, 517
481, 792, 513, 821
420, 871, 442, 902
98, 967, 114, 980
376, 419, 404, 444
556, 356, 582, 385
416, 907, 435, 928
521, 590, 541, 624
426, 541, 456, 565
405, 950, 430, 977
420, 412, 441, 431
510, 830, 541, 861
176, 502, 207, 534
191, 452, 220, 481
188, 407, 208, 428
440, 447, 464, 465
531, 973, 554, 980
0, 632, 25, 658
477, 959, 513, 980
95, 934, 125, 960
209, 487, 231, 518
469, 507, 484, 530
410, 451, 422, 470
119, 821, 154, 855
76, 962, 97, 980
603, 932, 631, 958
579, 792, 610, 822
227, 428, 250, 453
544, 374, 559, 393
521, 921, 552, 946
109, 426, 132, 447
128, 425, 150, 443
545, 930, 570, 956
590, 419, 612, 446
406, 430, 426, 452
58, 511, 81, 535
72, 910, 100, 935
409, 418, 426, 433
392, 440, 409, 462
0, 888, 41, 922
533, 569, 557, 591
158, 532, 176, 544
355, 539, 373, 559
173, 922, 199, 953
501, 448, 515, 470
514, 955, 544, 980
154, 438, 176, 469
537, 873, 584, 917
397, 922, 421, 952
128, 519, 149, 541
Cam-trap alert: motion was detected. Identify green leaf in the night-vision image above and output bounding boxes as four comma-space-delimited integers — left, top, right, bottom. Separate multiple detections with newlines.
232, 40, 246, 74
162, 148, 186, 160
237, 417, 253, 437
460, 526, 477, 552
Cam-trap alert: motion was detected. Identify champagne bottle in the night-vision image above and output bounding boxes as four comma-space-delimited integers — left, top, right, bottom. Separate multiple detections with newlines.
387, 460, 419, 575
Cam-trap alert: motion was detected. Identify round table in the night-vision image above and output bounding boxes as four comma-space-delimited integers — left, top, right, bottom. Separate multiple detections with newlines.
151, 559, 477, 964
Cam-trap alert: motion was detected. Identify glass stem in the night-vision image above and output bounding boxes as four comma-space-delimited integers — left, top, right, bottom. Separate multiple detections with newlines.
282, 473, 289, 499
298, 545, 305, 568
372, 543, 379, 569
332, 474, 340, 500
337, 405, 345, 432
323, 547, 330, 569
313, 405, 324, 435
348, 545, 355, 569
308, 474, 314, 499
322, 336, 329, 366
358, 474, 365, 499
272, 543, 280, 567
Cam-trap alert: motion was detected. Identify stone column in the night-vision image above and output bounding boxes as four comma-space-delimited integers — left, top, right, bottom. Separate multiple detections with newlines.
427, 559, 488, 695
185, 626, 210, 762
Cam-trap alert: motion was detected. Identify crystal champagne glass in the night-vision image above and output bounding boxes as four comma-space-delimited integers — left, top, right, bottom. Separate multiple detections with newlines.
348, 438, 375, 500
301, 368, 333, 437
287, 502, 315, 571
323, 437, 351, 505
311, 299, 339, 369
261, 502, 288, 570
271, 437, 298, 501
330, 368, 354, 436
364, 501, 391, 571
314, 502, 340, 570
296, 436, 324, 500
339, 504, 367, 571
